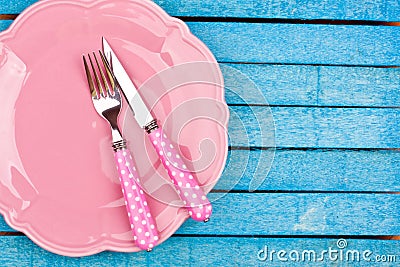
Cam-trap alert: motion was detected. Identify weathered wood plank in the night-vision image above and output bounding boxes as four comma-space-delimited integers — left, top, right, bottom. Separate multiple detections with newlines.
158, 0, 400, 22
0, 236, 400, 267
1, 193, 399, 234
1, 0, 400, 22
0, 23, 399, 66
1, 22, 399, 66
0, 0, 36, 14
0, 20, 11, 31
228, 106, 400, 148
318, 66, 400, 107
0, 236, 399, 266
0, 219, 12, 232
187, 23, 400, 66
177, 193, 400, 235
223, 64, 400, 107
223, 63, 318, 106
218, 149, 400, 192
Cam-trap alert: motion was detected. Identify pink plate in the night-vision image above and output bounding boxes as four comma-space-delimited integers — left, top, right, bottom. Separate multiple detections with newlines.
0, 0, 228, 256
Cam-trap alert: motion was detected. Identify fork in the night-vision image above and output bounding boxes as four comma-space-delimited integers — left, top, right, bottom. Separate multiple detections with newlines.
83, 51, 159, 251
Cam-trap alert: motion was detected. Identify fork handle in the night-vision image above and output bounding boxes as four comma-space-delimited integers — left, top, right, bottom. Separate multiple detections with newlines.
113, 143, 159, 251
146, 125, 212, 222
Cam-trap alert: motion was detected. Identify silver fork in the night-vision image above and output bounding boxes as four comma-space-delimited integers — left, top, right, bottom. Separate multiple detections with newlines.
83, 51, 159, 251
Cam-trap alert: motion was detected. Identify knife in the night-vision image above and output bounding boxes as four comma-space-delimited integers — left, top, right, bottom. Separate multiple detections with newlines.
102, 37, 212, 222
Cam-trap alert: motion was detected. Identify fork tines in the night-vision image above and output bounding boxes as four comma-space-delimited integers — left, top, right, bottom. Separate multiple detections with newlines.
83, 51, 115, 99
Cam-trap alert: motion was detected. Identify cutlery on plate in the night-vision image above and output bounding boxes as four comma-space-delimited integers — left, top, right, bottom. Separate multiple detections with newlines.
83, 51, 159, 251
102, 37, 212, 222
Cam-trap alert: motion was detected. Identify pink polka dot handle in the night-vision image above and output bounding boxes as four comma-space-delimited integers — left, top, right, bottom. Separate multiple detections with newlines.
114, 148, 159, 251
148, 127, 212, 222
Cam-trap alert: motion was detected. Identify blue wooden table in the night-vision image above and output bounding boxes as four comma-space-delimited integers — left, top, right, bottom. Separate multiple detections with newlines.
1, 0, 399, 266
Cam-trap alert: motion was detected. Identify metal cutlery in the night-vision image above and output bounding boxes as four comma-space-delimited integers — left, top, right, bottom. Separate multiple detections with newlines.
83, 51, 159, 251
102, 38, 212, 222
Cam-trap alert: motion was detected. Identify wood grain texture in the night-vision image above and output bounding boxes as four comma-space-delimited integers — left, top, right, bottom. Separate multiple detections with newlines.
0, 20, 12, 30
218, 149, 400, 192
1, 0, 400, 22
228, 106, 400, 148
156, 0, 400, 22
176, 193, 400, 236
223, 64, 400, 107
317, 66, 400, 107
0, 23, 399, 66
0, 236, 399, 266
0, 0, 36, 14
187, 22, 400, 66
0, 0, 31, 14
1, 193, 399, 234
1, 23, 399, 66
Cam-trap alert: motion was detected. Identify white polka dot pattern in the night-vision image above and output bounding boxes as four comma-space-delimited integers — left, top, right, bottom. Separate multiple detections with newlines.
114, 148, 159, 250
148, 127, 212, 221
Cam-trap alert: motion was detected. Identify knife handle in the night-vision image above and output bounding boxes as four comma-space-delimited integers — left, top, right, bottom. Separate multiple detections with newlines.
147, 126, 212, 222
114, 146, 159, 251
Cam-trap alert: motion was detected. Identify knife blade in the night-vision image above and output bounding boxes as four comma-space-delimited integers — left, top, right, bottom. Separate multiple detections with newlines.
102, 37, 154, 128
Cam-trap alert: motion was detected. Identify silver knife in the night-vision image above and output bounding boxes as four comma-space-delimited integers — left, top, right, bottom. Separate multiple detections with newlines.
102, 37, 212, 222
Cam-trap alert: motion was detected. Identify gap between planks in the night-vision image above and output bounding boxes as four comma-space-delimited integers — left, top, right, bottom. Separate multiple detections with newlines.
229, 146, 400, 151
0, 231, 398, 240
211, 190, 400, 194
178, 16, 399, 27
229, 104, 400, 109
0, 14, 16, 19
0, 13, 399, 27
